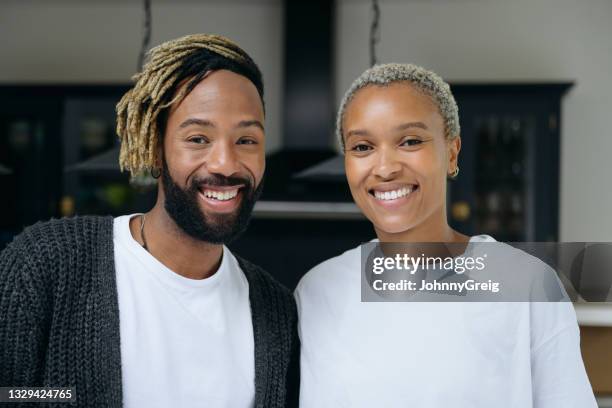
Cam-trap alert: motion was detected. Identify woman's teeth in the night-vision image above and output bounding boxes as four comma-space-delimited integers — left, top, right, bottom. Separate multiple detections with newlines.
203, 189, 239, 201
373, 186, 414, 201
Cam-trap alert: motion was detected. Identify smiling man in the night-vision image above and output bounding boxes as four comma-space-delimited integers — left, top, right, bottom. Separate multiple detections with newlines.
0, 34, 298, 408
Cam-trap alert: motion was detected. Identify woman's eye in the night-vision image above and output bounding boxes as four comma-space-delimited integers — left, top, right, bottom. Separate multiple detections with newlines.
189, 136, 208, 144
351, 144, 372, 152
401, 139, 423, 147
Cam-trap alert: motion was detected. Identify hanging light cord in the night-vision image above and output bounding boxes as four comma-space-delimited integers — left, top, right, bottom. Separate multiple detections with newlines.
369, 0, 381, 67
137, 0, 152, 70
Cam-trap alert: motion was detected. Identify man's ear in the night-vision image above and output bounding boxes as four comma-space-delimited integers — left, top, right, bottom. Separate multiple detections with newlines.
155, 146, 163, 169
155, 107, 169, 170
155, 128, 165, 170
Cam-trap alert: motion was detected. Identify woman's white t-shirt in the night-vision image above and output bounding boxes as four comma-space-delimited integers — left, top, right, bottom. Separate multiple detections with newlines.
295, 236, 596, 408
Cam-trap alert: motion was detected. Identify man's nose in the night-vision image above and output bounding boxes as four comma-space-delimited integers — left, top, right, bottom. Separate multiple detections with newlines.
205, 140, 241, 177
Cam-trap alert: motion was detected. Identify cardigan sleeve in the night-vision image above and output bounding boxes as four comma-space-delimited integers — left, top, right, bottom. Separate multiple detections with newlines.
0, 233, 48, 387
235, 255, 301, 408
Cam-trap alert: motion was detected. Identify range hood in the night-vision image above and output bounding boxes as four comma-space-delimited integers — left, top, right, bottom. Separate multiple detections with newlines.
65, 146, 120, 172
261, 0, 353, 205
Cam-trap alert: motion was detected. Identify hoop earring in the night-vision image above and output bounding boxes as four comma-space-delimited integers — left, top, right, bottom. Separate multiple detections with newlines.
449, 166, 459, 179
151, 167, 161, 179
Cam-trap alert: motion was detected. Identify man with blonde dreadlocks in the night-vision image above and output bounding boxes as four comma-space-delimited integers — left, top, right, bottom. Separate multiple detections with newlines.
0, 34, 298, 408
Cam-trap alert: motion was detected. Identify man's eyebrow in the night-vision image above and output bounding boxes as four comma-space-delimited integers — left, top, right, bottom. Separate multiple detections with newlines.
178, 118, 264, 131
395, 121, 428, 131
236, 120, 264, 131
179, 118, 215, 129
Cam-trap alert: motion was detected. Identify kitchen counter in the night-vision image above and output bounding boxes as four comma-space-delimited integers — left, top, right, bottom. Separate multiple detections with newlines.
575, 303, 612, 327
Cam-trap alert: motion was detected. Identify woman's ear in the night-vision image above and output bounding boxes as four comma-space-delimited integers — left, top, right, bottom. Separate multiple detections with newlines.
448, 136, 461, 173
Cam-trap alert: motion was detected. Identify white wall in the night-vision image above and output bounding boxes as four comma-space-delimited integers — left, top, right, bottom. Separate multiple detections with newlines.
2, 0, 611, 240
336, 0, 612, 241
0, 0, 284, 152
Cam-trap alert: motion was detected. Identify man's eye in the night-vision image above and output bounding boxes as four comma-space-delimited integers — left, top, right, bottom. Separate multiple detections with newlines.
351, 144, 372, 152
237, 138, 257, 145
189, 136, 208, 144
401, 139, 423, 147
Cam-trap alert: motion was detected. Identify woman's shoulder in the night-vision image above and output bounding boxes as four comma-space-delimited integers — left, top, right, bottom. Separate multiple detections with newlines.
296, 240, 373, 298
469, 234, 496, 243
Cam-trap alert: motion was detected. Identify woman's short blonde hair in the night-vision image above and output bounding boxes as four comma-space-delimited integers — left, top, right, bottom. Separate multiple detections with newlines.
336, 63, 460, 151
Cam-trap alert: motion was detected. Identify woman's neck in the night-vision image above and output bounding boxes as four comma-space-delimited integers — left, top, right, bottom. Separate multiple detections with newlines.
374, 207, 469, 244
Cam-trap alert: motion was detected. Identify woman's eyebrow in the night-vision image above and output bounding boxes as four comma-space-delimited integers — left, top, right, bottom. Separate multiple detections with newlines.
345, 129, 370, 140
346, 122, 428, 140
395, 121, 428, 131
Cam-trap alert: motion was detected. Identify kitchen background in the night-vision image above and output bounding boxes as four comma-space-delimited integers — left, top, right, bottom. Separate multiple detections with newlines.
1, 0, 612, 403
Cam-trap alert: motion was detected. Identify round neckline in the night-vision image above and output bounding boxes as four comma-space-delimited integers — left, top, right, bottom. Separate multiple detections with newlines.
116, 213, 227, 290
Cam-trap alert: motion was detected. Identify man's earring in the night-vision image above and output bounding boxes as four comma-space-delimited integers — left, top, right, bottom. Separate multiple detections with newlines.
151, 167, 161, 179
449, 166, 459, 180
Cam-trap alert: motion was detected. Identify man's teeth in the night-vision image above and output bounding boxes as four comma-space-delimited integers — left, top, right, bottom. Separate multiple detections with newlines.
203, 189, 239, 201
373, 186, 414, 201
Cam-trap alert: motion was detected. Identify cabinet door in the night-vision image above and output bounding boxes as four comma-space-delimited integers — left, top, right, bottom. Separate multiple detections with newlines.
62, 97, 137, 216
450, 90, 560, 241
0, 100, 63, 246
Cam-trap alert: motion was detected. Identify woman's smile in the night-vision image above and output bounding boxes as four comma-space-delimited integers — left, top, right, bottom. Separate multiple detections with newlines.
368, 182, 420, 209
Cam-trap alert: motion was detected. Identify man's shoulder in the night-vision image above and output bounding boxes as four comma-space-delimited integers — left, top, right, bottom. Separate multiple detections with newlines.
233, 255, 294, 304
234, 255, 298, 335
1, 215, 115, 284
7, 215, 113, 254
0, 215, 116, 313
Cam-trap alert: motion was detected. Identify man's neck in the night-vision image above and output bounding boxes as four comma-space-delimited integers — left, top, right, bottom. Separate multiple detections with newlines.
129, 205, 223, 280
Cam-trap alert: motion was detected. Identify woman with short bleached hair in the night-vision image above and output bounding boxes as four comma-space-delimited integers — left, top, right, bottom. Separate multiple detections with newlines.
295, 63, 596, 407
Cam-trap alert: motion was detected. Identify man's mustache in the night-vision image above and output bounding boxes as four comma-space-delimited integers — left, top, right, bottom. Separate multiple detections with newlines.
191, 174, 253, 189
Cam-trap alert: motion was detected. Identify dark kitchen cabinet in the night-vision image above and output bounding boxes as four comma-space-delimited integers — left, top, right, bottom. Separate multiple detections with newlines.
0, 85, 135, 250
449, 83, 573, 242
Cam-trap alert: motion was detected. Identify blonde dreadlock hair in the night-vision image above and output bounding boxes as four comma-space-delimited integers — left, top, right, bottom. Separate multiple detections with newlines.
116, 33, 264, 176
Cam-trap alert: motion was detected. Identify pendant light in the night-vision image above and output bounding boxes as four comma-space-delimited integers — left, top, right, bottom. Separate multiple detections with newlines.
66, 0, 152, 175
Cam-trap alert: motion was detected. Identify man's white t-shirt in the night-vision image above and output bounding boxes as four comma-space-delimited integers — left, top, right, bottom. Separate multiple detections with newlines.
113, 214, 255, 408
295, 236, 597, 408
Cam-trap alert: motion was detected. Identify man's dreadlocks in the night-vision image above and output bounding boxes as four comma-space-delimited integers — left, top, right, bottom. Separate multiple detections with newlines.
116, 33, 264, 176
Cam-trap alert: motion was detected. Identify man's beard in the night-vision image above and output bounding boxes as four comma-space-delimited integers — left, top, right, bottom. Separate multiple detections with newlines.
161, 160, 263, 244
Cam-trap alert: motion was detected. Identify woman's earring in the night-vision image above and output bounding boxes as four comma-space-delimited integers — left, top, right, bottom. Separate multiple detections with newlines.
151, 167, 161, 179
449, 166, 459, 179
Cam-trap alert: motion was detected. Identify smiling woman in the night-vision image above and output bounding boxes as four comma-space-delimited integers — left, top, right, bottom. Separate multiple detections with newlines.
342, 81, 462, 242
295, 63, 597, 408
336, 63, 463, 243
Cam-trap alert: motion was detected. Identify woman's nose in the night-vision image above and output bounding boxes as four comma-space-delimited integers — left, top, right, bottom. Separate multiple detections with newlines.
372, 147, 402, 180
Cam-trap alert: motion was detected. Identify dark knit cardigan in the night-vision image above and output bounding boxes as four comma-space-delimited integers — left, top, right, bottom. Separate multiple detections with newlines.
0, 216, 299, 407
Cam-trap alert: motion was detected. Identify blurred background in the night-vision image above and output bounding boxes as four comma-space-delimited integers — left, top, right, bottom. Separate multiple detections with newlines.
1, 0, 612, 402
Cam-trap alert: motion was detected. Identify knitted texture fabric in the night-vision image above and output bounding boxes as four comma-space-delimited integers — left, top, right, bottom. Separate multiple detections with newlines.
0, 216, 299, 407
